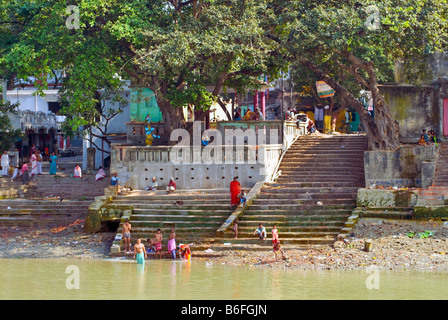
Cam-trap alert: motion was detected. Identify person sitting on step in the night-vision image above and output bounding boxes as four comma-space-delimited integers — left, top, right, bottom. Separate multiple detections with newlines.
253, 223, 267, 240
166, 177, 176, 194
146, 176, 158, 191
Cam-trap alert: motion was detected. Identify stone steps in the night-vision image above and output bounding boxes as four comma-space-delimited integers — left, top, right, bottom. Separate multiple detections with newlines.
353, 207, 414, 220
215, 135, 367, 247
112, 189, 235, 248
0, 199, 92, 227
0, 174, 109, 200
259, 187, 360, 194
213, 237, 336, 246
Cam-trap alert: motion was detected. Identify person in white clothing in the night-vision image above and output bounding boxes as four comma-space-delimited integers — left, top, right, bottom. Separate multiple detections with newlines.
1, 151, 9, 176
30, 151, 38, 177
37, 150, 43, 175
73, 164, 82, 178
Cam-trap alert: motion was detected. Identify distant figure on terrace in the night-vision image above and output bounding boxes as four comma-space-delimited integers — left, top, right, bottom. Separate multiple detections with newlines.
243, 109, 256, 121
30, 151, 38, 177
110, 172, 119, 186
428, 130, 439, 147
1, 151, 9, 176
331, 114, 337, 133
418, 130, 428, 145
49, 152, 58, 175
37, 150, 43, 175
12, 166, 20, 181
73, 165, 82, 178
230, 177, 241, 208
255, 107, 264, 120
21, 163, 30, 185
423, 129, 429, 143
307, 118, 316, 134
233, 107, 242, 121
95, 166, 106, 181
167, 177, 176, 194
285, 107, 294, 120
201, 132, 210, 146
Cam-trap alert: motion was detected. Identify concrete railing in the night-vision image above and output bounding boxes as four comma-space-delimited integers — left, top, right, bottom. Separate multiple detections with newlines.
110, 120, 305, 190
217, 120, 304, 149
111, 143, 286, 190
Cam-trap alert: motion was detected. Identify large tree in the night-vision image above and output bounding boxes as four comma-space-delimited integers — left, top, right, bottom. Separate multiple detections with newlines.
263, 0, 448, 150
0, 0, 285, 138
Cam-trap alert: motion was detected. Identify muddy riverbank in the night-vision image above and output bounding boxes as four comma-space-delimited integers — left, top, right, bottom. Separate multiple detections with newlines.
0, 219, 447, 273
206, 219, 448, 272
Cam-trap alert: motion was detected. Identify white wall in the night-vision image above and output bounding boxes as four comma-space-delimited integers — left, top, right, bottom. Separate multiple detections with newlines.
6, 88, 59, 113
82, 92, 131, 170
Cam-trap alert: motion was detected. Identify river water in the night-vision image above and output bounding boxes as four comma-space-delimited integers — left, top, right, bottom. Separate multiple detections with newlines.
0, 258, 447, 300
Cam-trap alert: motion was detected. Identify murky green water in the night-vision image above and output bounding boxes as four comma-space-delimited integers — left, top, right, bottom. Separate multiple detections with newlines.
0, 258, 447, 300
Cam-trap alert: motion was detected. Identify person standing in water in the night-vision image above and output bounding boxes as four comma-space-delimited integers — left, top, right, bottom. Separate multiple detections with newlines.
167, 228, 177, 259
133, 238, 147, 264
122, 219, 132, 253
153, 229, 163, 259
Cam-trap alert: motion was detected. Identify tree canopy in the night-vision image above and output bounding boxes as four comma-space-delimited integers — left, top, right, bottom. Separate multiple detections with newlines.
263, 0, 448, 149
0, 0, 447, 150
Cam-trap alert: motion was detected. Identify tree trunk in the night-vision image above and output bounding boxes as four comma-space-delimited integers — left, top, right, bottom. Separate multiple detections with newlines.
300, 59, 400, 151
157, 97, 188, 144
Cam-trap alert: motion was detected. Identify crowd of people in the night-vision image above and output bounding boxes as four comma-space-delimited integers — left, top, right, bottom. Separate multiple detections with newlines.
419, 129, 439, 146
124, 219, 192, 264
1, 148, 51, 185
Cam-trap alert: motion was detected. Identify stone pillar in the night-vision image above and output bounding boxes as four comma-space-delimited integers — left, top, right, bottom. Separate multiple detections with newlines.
253, 90, 258, 111
260, 91, 266, 119
87, 147, 96, 173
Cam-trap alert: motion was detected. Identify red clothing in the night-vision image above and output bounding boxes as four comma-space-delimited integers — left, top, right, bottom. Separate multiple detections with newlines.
230, 180, 241, 205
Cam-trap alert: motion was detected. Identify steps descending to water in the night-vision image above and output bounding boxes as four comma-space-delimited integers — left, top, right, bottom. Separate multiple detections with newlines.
415, 143, 448, 206
26, 174, 109, 200
114, 189, 238, 248
0, 199, 93, 227
214, 134, 368, 247
0, 177, 37, 199
0, 172, 109, 228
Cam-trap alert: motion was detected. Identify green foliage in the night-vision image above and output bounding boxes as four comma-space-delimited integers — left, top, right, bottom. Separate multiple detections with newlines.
0, 0, 446, 136
0, 87, 22, 151
266, 0, 448, 91
168, 84, 216, 111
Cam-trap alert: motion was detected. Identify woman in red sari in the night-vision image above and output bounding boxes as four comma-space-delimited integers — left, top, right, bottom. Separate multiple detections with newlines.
230, 177, 241, 207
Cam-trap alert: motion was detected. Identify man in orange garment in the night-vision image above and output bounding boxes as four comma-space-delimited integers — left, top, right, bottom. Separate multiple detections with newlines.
230, 177, 241, 208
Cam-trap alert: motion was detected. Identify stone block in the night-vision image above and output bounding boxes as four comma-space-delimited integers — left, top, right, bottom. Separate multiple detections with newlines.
110, 245, 121, 255
357, 188, 417, 207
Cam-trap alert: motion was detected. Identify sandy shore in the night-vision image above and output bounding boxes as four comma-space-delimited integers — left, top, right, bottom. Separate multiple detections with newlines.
1, 218, 447, 273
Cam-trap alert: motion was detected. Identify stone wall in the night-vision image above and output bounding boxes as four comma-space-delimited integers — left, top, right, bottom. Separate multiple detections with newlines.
357, 188, 418, 208
379, 84, 442, 144
364, 144, 437, 188
110, 144, 283, 190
